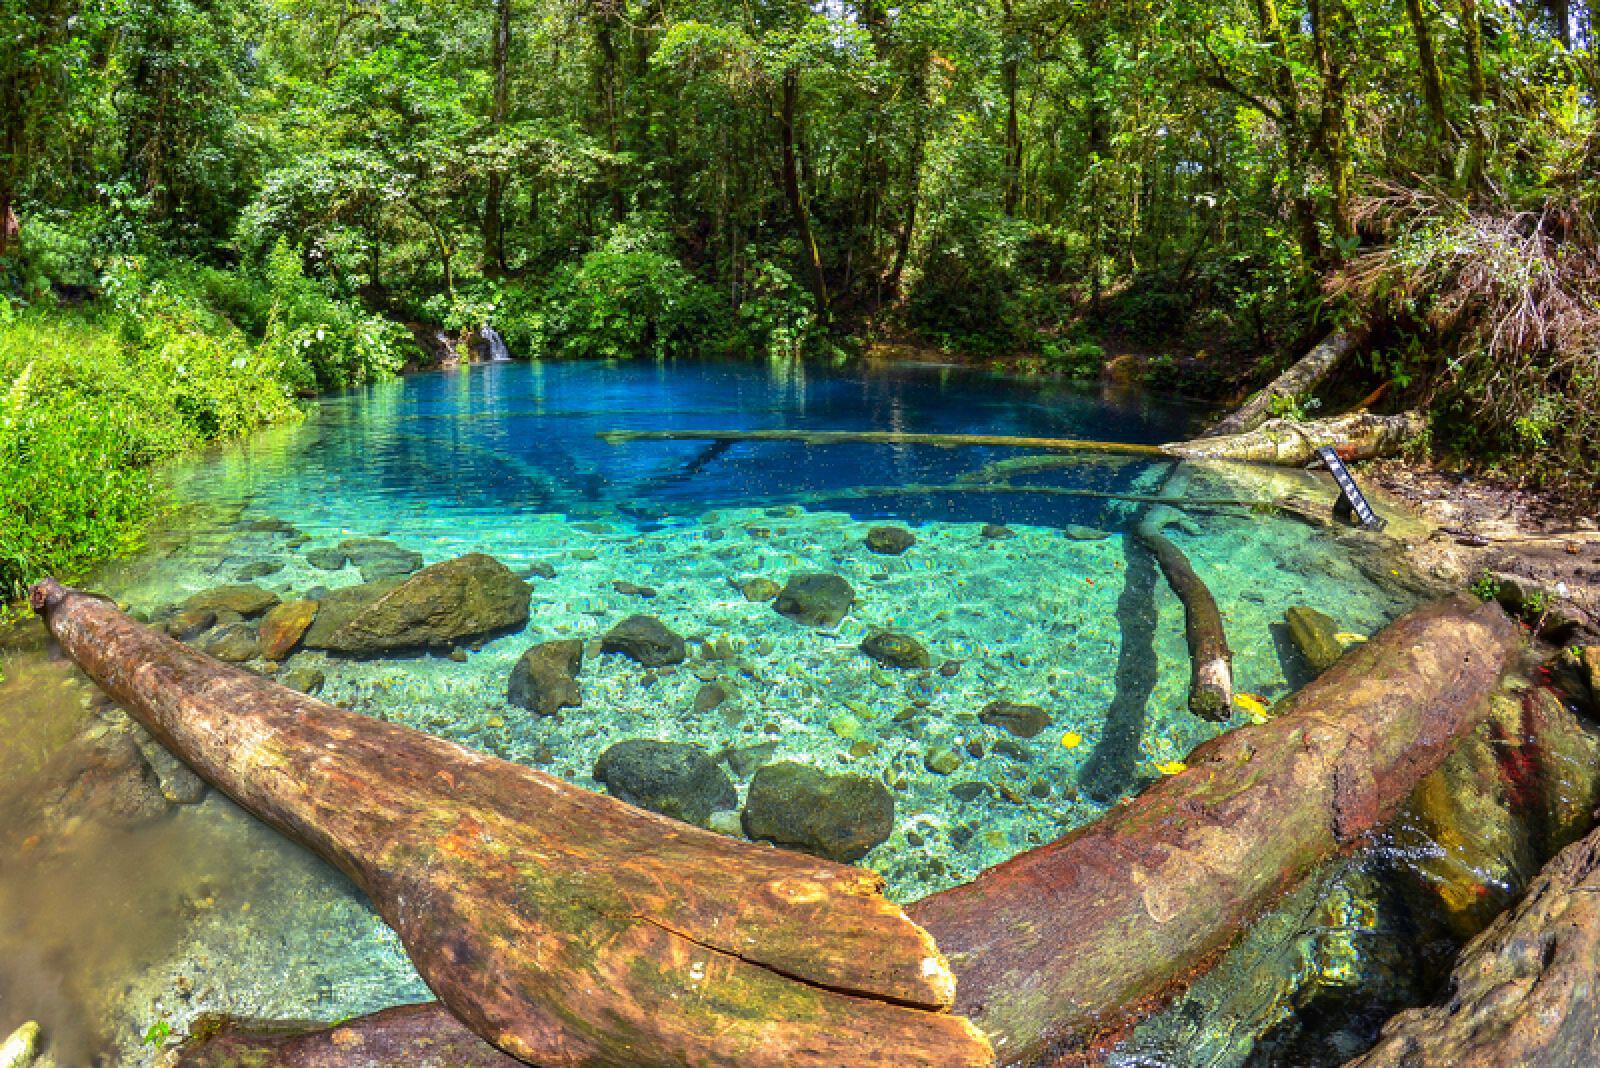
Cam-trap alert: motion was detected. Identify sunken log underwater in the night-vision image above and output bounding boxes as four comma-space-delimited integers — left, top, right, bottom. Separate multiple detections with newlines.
30, 581, 1524, 1067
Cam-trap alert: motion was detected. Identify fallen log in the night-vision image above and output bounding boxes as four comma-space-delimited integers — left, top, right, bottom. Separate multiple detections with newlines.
1344, 822, 1600, 1068
175, 1004, 523, 1068
599, 412, 1422, 469
1206, 329, 1365, 437
908, 595, 1519, 1065
1167, 411, 1426, 467
29, 579, 992, 1068
1134, 465, 1233, 721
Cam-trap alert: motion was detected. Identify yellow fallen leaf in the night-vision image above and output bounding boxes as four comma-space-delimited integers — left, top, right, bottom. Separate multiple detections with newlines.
1060, 731, 1083, 749
1154, 760, 1187, 776
1334, 632, 1368, 644
1233, 692, 1269, 718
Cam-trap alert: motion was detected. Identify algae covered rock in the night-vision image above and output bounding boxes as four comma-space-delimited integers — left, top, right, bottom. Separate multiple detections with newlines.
600, 615, 686, 667
773, 573, 855, 627
860, 631, 932, 670
739, 577, 781, 602
311, 554, 531, 655
865, 525, 916, 555
258, 599, 319, 660
979, 700, 1051, 739
201, 621, 261, 663
182, 584, 280, 619
507, 639, 584, 716
341, 537, 425, 582
593, 739, 735, 826
742, 761, 894, 862
1285, 605, 1343, 674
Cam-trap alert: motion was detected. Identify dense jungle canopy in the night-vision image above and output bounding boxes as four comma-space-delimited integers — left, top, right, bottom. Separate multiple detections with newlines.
1, 0, 1598, 595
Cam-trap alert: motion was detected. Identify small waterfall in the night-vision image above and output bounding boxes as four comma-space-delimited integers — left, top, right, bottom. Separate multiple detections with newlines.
482, 324, 511, 362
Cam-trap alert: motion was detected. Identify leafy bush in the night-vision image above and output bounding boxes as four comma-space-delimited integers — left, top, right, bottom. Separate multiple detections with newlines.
0, 285, 302, 600
529, 222, 733, 360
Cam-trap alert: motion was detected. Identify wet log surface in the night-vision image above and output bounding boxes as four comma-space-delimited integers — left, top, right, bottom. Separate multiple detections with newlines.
1344, 825, 1600, 1068
908, 595, 1519, 1066
29, 580, 992, 1068
1168, 411, 1426, 467
174, 1004, 523, 1068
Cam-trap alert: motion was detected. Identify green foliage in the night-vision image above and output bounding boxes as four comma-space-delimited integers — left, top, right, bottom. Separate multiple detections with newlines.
0, 277, 302, 599
142, 1019, 171, 1047
1468, 569, 1500, 602
526, 222, 733, 361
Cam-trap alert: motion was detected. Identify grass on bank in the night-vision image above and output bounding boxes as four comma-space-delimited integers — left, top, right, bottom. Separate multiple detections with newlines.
0, 255, 407, 604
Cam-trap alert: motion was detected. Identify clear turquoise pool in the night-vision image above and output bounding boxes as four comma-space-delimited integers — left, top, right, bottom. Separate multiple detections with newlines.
0, 358, 1419, 1065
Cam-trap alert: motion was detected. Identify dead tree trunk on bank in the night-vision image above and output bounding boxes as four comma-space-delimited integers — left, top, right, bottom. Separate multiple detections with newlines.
908, 596, 1519, 1064
1207, 329, 1365, 437
28, 580, 991, 1068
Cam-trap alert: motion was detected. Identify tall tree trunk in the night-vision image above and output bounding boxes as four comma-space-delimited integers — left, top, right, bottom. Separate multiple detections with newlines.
779, 69, 829, 318
1309, 0, 1355, 249
1001, 0, 1023, 216
1252, 0, 1323, 262
1547, 0, 1572, 45
593, 0, 624, 219
1461, 0, 1489, 188
1403, 0, 1452, 160
887, 58, 930, 295
481, 0, 512, 274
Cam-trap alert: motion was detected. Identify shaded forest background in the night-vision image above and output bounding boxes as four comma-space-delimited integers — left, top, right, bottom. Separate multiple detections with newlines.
1, 0, 1598, 597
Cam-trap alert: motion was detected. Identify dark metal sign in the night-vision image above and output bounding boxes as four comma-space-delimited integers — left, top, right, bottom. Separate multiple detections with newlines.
1316, 446, 1386, 531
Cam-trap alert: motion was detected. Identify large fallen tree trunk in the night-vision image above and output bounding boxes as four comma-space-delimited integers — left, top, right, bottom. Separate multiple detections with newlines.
29, 580, 992, 1068
908, 595, 1519, 1065
1343, 822, 1600, 1068
1167, 411, 1426, 467
1206, 329, 1365, 437
599, 412, 1422, 469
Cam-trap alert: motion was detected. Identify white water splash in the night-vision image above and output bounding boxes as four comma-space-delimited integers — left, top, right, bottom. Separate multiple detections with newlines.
481, 324, 511, 362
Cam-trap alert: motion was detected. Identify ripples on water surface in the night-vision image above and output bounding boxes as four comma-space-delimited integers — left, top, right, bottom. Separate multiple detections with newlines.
0, 359, 1420, 1064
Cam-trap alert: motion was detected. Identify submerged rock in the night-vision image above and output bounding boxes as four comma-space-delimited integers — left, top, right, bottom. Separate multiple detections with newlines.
259, 599, 319, 661
860, 631, 932, 670
279, 664, 326, 695
507, 639, 584, 716
1286, 605, 1344, 674
1063, 524, 1111, 541
593, 740, 735, 826
305, 546, 350, 571
233, 560, 285, 581
980, 523, 1015, 540
600, 615, 686, 667
201, 622, 261, 663
128, 721, 207, 804
165, 607, 217, 641
979, 700, 1051, 739
309, 554, 531, 655
300, 578, 405, 649
924, 748, 963, 775
865, 525, 916, 555
773, 573, 855, 627
182, 584, 280, 619
742, 761, 894, 862
739, 577, 782, 602
692, 682, 728, 714
611, 580, 658, 598
721, 741, 779, 779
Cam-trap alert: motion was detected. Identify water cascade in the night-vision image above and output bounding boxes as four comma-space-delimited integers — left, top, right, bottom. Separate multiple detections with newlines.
481, 324, 510, 362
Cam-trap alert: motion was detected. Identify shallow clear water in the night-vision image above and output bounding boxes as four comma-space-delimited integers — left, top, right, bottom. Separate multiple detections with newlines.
0, 358, 1419, 1064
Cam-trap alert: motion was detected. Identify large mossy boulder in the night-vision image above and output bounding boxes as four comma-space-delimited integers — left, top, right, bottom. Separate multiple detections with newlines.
1286, 605, 1344, 674
593, 740, 735, 826
773, 573, 855, 627
306, 554, 531, 655
507, 639, 584, 716
600, 615, 686, 667
742, 761, 894, 863
182, 584, 280, 619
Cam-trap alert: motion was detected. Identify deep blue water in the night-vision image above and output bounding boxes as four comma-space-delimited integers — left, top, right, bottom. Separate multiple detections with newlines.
242, 359, 1212, 530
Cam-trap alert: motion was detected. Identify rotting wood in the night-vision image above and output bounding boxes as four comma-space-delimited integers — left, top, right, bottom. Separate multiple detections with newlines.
1205, 329, 1365, 437
1134, 464, 1234, 721
174, 1004, 524, 1068
598, 428, 1172, 456
908, 595, 1519, 1066
1167, 411, 1426, 467
29, 579, 993, 1068
598, 411, 1423, 469
1343, 822, 1600, 1068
